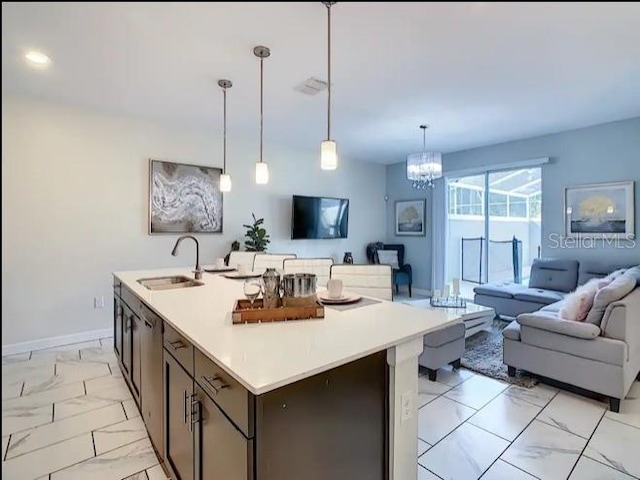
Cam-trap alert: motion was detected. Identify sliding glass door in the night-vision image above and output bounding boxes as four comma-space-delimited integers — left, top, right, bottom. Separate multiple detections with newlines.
445, 168, 541, 298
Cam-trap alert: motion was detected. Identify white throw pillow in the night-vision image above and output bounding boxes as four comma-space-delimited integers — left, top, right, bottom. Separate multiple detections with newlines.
377, 250, 399, 270
559, 278, 601, 322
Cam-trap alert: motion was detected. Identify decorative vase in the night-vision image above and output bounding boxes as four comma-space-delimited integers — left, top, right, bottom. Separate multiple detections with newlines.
261, 268, 281, 308
343, 252, 354, 264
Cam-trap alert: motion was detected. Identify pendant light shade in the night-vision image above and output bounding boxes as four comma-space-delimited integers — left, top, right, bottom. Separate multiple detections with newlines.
218, 79, 232, 193
255, 162, 269, 184
219, 173, 232, 192
320, 2, 338, 171
321, 139, 337, 170
254, 45, 271, 185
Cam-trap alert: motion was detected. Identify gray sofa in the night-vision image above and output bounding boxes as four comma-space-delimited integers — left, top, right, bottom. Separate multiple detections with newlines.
501, 262, 640, 412
474, 258, 632, 318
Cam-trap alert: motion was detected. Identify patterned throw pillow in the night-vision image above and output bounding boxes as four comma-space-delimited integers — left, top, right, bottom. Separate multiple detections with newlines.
377, 250, 399, 270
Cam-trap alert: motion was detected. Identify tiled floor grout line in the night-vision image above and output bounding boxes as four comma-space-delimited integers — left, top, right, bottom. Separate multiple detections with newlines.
3, 413, 134, 462
44, 436, 153, 478
420, 464, 445, 479
91, 430, 97, 457
565, 409, 607, 479
606, 415, 640, 431
473, 388, 561, 479
498, 457, 543, 479
583, 453, 636, 478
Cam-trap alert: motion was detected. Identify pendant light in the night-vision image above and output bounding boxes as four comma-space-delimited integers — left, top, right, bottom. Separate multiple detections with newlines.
218, 79, 232, 192
254, 45, 270, 185
320, 1, 338, 171
406, 125, 442, 189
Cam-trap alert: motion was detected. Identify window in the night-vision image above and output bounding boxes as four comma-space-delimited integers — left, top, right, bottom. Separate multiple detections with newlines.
448, 185, 483, 216
529, 192, 542, 219
489, 192, 507, 217
508, 195, 527, 218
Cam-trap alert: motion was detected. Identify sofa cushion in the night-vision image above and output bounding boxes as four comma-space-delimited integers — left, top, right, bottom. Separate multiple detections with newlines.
585, 274, 637, 326
528, 259, 579, 293
473, 282, 527, 299
540, 300, 564, 313
517, 312, 600, 339
519, 325, 626, 366
513, 288, 566, 305
577, 261, 633, 286
423, 322, 465, 348
502, 321, 521, 341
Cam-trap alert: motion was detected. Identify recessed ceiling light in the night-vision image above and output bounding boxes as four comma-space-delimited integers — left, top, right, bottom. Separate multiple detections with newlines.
25, 50, 51, 67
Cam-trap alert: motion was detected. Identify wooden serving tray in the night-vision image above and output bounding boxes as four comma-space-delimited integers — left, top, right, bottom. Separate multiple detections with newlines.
232, 298, 325, 324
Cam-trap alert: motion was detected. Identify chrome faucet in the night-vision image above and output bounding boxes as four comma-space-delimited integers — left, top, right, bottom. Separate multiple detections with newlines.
171, 235, 203, 280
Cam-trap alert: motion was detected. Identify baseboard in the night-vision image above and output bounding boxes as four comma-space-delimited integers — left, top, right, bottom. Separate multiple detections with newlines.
2, 328, 112, 356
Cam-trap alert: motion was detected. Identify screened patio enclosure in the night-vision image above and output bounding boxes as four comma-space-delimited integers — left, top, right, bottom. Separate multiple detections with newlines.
445, 168, 541, 298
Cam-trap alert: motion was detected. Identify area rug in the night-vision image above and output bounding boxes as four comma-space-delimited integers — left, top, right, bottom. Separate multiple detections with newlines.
462, 318, 538, 388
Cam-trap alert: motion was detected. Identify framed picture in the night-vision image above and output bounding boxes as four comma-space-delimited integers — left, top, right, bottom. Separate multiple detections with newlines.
395, 199, 426, 236
564, 181, 635, 239
149, 159, 223, 234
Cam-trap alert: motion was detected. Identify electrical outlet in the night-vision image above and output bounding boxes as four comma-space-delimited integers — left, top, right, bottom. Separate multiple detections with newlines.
401, 391, 412, 423
94, 296, 105, 309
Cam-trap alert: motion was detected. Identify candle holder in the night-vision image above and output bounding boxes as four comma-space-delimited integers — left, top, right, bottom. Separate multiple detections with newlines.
429, 295, 467, 308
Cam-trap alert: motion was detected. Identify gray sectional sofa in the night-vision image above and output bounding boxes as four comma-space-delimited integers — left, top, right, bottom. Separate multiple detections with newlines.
475, 259, 640, 412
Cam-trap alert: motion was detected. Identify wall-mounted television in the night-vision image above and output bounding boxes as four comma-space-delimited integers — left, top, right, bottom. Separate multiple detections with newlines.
291, 195, 349, 239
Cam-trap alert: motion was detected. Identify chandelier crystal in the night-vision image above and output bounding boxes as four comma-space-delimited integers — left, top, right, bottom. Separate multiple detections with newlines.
406, 125, 442, 189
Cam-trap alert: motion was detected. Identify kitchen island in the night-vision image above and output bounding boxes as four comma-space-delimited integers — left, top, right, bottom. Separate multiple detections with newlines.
113, 267, 460, 480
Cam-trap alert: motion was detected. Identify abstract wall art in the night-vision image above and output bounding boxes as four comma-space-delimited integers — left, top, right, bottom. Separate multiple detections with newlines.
149, 159, 223, 234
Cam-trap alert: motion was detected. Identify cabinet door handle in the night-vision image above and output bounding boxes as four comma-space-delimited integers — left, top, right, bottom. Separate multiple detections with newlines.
142, 315, 154, 329
124, 316, 133, 332
200, 375, 228, 395
168, 340, 186, 350
189, 395, 199, 432
183, 390, 189, 425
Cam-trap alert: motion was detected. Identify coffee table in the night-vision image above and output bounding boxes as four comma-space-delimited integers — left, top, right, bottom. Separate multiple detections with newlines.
403, 299, 495, 338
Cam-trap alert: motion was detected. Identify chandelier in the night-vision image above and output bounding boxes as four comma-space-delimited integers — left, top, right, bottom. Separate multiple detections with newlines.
406, 125, 442, 189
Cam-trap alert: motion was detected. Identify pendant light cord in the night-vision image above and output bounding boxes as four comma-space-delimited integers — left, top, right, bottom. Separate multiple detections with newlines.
260, 56, 264, 164
326, 2, 332, 141
223, 86, 227, 173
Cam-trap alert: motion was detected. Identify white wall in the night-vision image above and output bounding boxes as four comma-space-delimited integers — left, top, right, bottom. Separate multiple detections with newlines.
2, 94, 386, 346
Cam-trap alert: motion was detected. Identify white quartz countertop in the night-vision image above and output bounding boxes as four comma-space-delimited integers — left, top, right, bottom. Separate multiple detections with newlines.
114, 267, 460, 395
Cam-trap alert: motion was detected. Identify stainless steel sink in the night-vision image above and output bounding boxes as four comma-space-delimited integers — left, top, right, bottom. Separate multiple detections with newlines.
137, 275, 204, 291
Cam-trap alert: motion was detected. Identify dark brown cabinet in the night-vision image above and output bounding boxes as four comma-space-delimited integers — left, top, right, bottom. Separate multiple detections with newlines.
194, 385, 253, 480
164, 351, 195, 480
121, 304, 133, 377
141, 304, 164, 454
113, 296, 123, 360
114, 275, 387, 480
131, 314, 142, 402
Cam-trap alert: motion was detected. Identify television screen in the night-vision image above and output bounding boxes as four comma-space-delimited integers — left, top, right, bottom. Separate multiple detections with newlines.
291, 195, 349, 239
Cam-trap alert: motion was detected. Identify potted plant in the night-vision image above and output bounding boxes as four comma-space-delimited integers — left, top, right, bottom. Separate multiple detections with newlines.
224, 240, 240, 266
243, 213, 270, 252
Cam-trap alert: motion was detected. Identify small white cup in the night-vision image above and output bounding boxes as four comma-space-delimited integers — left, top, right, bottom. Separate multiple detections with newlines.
215, 258, 225, 269
238, 264, 249, 276
327, 279, 343, 299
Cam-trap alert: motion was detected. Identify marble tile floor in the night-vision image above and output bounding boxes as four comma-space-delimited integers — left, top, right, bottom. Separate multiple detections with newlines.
2, 338, 168, 480
3, 338, 639, 479
418, 365, 640, 480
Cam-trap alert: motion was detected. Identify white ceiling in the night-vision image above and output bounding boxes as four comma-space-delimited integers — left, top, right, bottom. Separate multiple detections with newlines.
3, 2, 640, 164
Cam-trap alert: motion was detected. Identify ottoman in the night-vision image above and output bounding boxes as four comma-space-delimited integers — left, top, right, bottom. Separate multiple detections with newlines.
418, 322, 466, 381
